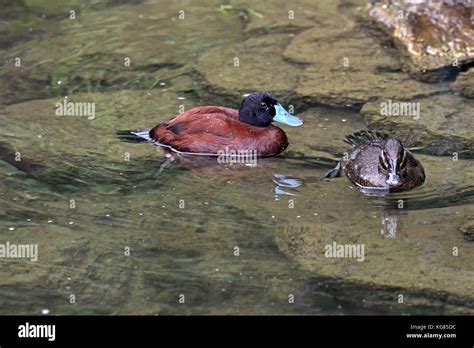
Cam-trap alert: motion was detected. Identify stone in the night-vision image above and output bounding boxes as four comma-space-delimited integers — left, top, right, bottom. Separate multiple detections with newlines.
367, 0, 474, 82
361, 95, 474, 157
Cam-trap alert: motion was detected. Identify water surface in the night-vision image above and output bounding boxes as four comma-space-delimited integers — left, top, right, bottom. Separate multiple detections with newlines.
0, 0, 473, 315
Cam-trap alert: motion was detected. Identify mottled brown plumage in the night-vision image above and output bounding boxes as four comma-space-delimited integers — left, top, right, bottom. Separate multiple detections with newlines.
340, 132, 425, 192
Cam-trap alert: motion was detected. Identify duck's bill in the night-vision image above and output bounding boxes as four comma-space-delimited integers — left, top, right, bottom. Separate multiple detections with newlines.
273, 104, 303, 126
386, 173, 402, 187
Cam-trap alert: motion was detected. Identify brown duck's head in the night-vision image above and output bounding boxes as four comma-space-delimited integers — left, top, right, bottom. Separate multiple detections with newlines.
378, 138, 409, 187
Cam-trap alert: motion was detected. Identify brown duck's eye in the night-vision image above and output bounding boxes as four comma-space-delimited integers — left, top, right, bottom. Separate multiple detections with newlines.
399, 150, 408, 170
260, 102, 267, 109
379, 151, 389, 170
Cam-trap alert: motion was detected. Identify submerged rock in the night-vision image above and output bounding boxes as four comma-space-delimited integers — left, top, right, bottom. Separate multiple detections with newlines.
460, 221, 474, 242
227, 0, 321, 33
367, 0, 474, 82
272, 153, 474, 310
197, 33, 300, 100
0, 0, 242, 105
452, 69, 474, 98
198, 7, 449, 108
286, 28, 448, 107
361, 95, 474, 157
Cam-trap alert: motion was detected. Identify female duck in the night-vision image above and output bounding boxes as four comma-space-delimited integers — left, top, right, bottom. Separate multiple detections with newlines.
328, 131, 425, 192
138, 92, 303, 157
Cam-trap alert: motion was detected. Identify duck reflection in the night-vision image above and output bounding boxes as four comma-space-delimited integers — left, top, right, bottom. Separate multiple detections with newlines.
380, 213, 398, 239
273, 173, 302, 198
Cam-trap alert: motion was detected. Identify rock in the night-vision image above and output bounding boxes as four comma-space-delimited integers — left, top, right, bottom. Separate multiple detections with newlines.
452, 69, 474, 98
0, 0, 242, 105
198, 33, 301, 100
283, 106, 366, 159
198, 15, 449, 108
361, 95, 474, 157
0, 87, 195, 189
273, 153, 474, 309
284, 20, 449, 106
227, 0, 326, 33
367, 0, 474, 82
460, 221, 474, 242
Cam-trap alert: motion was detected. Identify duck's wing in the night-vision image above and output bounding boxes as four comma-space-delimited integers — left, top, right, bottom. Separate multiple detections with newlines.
343, 142, 388, 189
149, 106, 245, 154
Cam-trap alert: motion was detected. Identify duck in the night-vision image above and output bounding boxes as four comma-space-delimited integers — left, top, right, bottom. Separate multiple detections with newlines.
127, 92, 303, 157
327, 131, 425, 192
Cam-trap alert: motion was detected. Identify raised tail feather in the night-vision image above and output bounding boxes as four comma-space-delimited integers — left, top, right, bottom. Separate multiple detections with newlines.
325, 131, 388, 179
344, 130, 389, 147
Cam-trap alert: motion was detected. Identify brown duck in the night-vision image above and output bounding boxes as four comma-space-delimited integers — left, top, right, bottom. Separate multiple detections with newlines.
327, 131, 425, 192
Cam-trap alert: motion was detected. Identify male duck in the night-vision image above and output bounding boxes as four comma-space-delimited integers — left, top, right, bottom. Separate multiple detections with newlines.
130, 92, 303, 157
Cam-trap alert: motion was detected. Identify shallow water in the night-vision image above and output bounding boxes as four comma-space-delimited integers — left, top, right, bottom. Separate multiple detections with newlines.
0, 0, 473, 315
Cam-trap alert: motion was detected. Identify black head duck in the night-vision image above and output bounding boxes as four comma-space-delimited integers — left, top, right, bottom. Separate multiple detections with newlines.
328, 131, 425, 192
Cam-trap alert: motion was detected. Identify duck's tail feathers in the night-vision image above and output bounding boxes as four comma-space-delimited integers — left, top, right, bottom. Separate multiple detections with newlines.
344, 130, 389, 147
116, 129, 152, 143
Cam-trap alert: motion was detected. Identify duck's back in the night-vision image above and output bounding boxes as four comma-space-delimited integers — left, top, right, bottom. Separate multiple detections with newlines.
342, 140, 388, 189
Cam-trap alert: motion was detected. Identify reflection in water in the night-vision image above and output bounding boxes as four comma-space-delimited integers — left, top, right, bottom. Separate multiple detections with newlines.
272, 173, 302, 198
381, 214, 398, 239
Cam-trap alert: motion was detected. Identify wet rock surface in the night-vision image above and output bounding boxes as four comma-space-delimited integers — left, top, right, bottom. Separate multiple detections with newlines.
272, 153, 474, 309
198, 2, 451, 107
367, 0, 474, 82
460, 221, 474, 242
361, 95, 474, 157
452, 68, 474, 98
0, 0, 242, 105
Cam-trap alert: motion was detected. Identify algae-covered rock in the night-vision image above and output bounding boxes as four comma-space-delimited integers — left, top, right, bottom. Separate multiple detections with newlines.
0, 86, 198, 191
286, 26, 449, 105
227, 0, 334, 33
367, 0, 474, 81
452, 69, 474, 98
283, 106, 366, 159
198, 11, 449, 107
271, 153, 474, 310
460, 221, 474, 242
0, 0, 242, 104
197, 33, 301, 100
361, 95, 474, 157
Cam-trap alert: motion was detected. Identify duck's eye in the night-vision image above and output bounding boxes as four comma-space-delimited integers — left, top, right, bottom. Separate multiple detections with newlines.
399, 151, 408, 170
260, 102, 267, 109
379, 151, 389, 171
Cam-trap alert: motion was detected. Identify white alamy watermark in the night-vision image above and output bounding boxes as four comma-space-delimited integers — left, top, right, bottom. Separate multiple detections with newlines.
0, 242, 38, 262
380, 99, 420, 120
324, 242, 365, 262
217, 147, 257, 166
55, 97, 95, 120
18, 322, 55, 341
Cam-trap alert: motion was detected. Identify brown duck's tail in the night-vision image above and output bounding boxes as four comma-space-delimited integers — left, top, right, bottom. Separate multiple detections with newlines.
344, 130, 389, 147
116, 129, 152, 143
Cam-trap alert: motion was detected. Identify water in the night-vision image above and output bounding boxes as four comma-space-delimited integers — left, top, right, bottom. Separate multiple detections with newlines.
0, 0, 473, 315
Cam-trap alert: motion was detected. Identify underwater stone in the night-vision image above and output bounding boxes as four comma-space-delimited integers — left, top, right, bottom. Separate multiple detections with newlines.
367, 0, 474, 82
452, 69, 474, 98
361, 95, 474, 157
